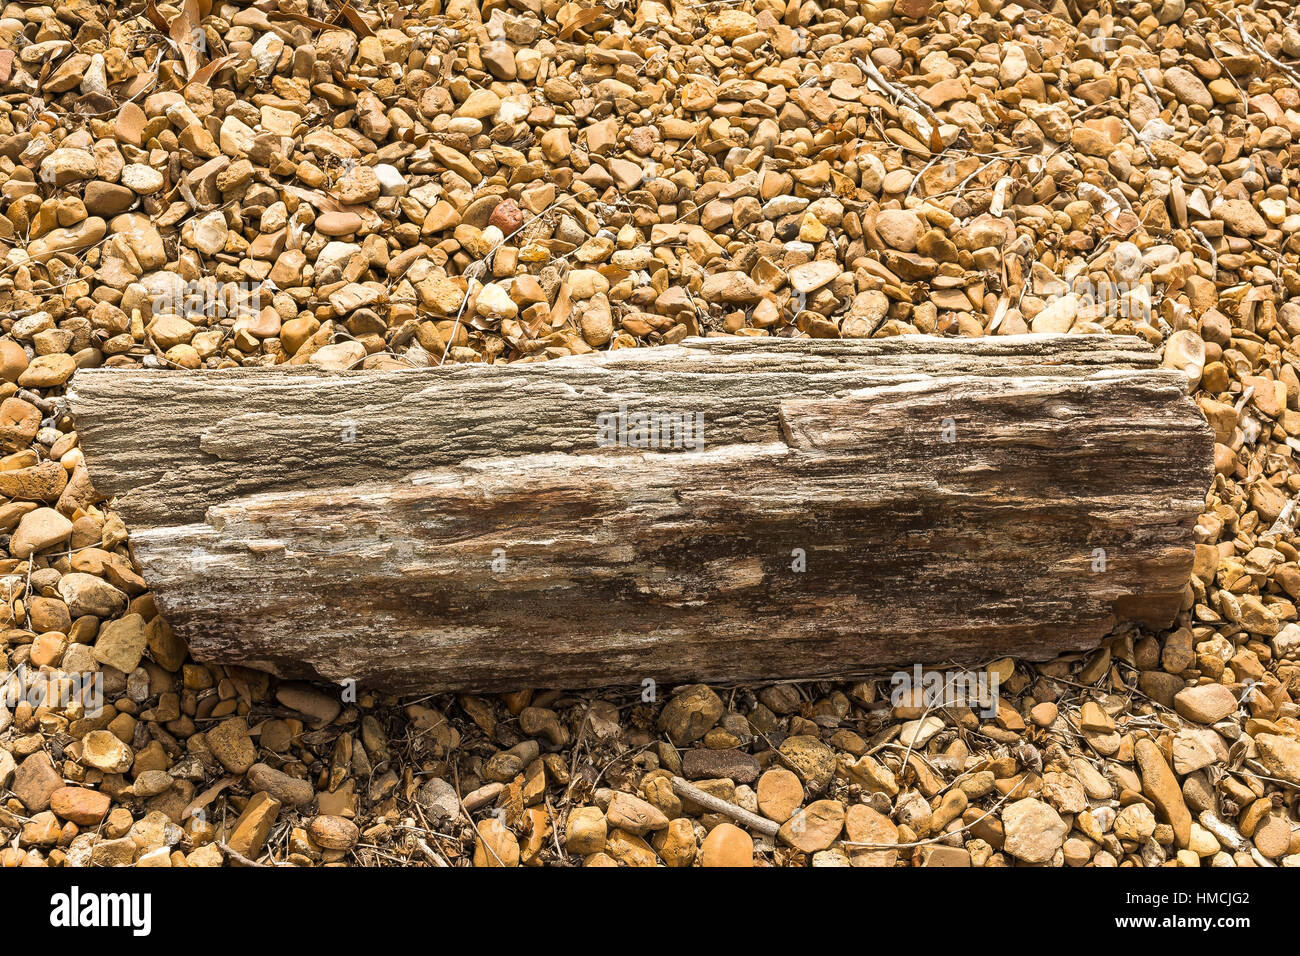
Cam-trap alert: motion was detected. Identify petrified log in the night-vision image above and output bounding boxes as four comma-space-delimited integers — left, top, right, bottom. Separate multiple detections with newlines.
68, 334, 1213, 693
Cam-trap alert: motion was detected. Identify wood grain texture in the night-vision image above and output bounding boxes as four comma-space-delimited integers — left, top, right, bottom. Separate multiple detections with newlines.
69, 334, 1214, 692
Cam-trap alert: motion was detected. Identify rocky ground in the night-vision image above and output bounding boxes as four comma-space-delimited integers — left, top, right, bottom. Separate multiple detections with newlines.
2, 0, 1300, 867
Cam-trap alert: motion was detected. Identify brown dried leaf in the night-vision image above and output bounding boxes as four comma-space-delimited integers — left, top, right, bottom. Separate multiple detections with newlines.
273, 10, 343, 31
189, 52, 235, 87
143, 0, 169, 34
171, 0, 206, 79
146, 0, 206, 79
332, 4, 375, 38
183, 775, 237, 820
558, 6, 606, 40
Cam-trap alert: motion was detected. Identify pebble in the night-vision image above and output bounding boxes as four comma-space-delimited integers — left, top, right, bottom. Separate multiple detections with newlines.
565, 806, 607, 856
80, 730, 133, 773
681, 748, 760, 784
308, 815, 359, 851
275, 682, 342, 727
9, 507, 72, 558
247, 764, 315, 808
658, 684, 723, 745
228, 792, 281, 861
50, 786, 111, 825
779, 799, 845, 853
1002, 798, 1068, 864
778, 735, 837, 794
699, 823, 754, 867
414, 776, 460, 824
92, 613, 147, 674
205, 718, 257, 775
1175, 683, 1239, 723
605, 792, 669, 836
756, 768, 804, 823
1254, 735, 1300, 786
844, 804, 899, 867
1136, 739, 1193, 848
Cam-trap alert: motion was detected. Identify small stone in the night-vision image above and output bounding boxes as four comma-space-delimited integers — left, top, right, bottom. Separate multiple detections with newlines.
788, 260, 841, 293
658, 684, 723, 745
1163, 66, 1212, 109
1214, 199, 1268, 237
778, 735, 837, 793
13, 752, 62, 812
80, 730, 133, 773
475, 282, 518, 321
1136, 738, 1192, 847
474, 817, 521, 867
898, 715, 944, 748
309, 814, 359, 850
700, 271, 761, 304
1002, 798, 1068, 863
1252, 812, 1291, 859
275, 682, 342, 726
50, 786, 111, 825
415, 776, 460, 823
228, 791, 281, 861
605, 792, 670, 836
1254, 734, 1300, 786
309, 341, 366, 369
92, 612, 148, 674
1029, 702, 1058, 727
9, 507, 72, 558
1174, 683, 1238, 723
247, 764, 315, 808
489, 199, 524, 235
17, 353, 76, 388
1114, 803, 1158, 842
566, 806, 608, 855
778, 799, 845, 853
653, 818, 697, 867
57, 573, 127, 618
699, 822, 754, 867
875, 209, 923, 251
121, 163, 164, 195
680, 748, 760, 784
206, 717, 257, 774
844, 804, 898, 867
756, 767, 804, 822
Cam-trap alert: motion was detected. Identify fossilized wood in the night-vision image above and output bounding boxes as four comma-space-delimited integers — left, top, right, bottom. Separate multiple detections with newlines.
71, 333, 1175, 528
69, 335, 1214, 693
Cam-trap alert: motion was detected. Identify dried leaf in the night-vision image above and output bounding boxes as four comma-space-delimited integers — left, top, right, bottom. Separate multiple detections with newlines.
188, 52, 235, 87
143, 0, 170, 34
558, 6, 606, 40
171, 0, 206, 80
146, 0, 206, 80
273, 10, 344, 31
183, 775, 237, 820
332, 4, 375, 38
282, 183, 371, 217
